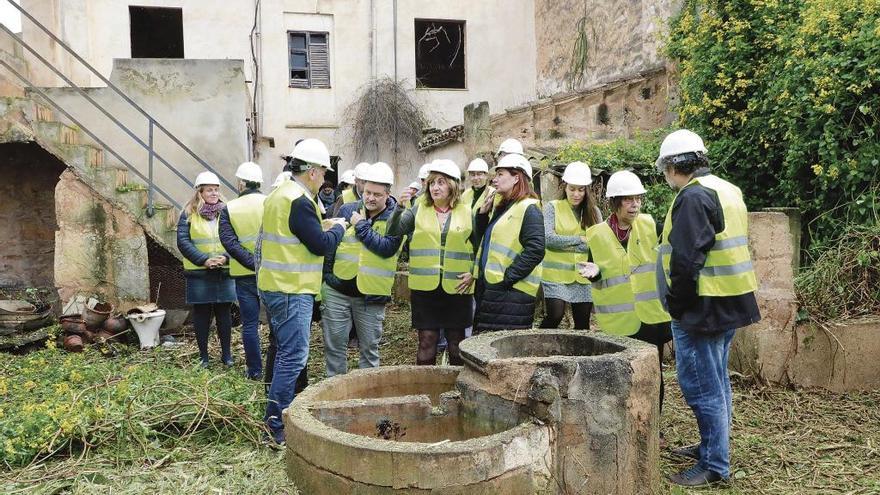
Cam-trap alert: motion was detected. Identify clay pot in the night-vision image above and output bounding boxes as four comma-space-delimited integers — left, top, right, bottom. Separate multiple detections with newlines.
102, 315, 128, 335
83, 302, 113, 330
60, 315, 88, 335
63, 334, 84, 352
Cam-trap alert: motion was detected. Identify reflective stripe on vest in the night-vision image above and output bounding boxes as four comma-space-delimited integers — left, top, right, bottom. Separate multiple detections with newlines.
627, 214, 671, 324
183, 213, 225, 271
542, 199, 589, 285
476, 198, 543, 297
659, 175, 758, 297
332, 209, 403, 296
409, 203, 474, 294
257, 180, 324, 295
226, 193, 267, 276
584, 222, 640, 335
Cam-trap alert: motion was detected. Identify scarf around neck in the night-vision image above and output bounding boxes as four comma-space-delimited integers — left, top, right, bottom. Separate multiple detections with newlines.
199, 201, 224, 221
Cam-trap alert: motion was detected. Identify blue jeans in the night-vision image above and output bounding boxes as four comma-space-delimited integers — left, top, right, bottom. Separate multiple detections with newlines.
235, 276, 263, 378
261, 291, 313, 441
672, 321, 735, 478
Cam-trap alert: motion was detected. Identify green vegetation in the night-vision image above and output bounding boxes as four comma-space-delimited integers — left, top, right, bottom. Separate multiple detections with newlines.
666, 0, 880, 245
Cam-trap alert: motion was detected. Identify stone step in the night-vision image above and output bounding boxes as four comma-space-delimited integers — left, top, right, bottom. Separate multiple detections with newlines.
33, 120, 79, 145
52, 143, 104, 169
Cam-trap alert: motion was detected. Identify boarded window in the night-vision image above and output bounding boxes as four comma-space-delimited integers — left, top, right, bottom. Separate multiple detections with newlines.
129, 6, 184, 59
415, 19, 465, 89
288, 31, 331, 89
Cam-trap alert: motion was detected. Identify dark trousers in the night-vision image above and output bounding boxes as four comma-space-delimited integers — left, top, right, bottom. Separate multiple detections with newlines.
192, 303, 233, 363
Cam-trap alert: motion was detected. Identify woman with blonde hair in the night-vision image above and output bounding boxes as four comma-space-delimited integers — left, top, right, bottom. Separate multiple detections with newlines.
473, 153, 545, 332
388, 159, 476, 365
177, 171, 236, 368
540, 161, 602, 329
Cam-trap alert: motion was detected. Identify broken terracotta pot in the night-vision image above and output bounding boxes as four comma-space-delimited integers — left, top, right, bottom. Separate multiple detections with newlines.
63, 334, 84, 352
83, 302, 113, 329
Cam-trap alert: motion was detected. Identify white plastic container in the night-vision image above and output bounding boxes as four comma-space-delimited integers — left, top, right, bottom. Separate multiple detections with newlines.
127, 310, 166, 349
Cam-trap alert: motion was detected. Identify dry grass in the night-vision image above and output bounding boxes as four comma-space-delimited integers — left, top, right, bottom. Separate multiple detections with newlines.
2, 302, 878, 494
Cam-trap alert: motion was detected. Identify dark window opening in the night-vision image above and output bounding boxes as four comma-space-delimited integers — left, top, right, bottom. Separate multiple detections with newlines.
288, 31, 331, 89
129, 6, 184, 59
597, 103, 610, 125
415, 19, 466, 89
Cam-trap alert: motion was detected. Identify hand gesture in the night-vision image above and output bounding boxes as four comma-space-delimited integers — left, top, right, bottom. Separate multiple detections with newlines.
349, 209, 365, 226
577, 261, 600, 279
455, 272, 475, 294
398, 189, 412, 206
478, 190, 496, 215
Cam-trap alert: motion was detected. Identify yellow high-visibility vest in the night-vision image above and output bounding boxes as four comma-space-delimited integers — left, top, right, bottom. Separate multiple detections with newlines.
461, 186, 489, 213
258, 180, 324, 295
542, 199, 589, 285
659, 174, 758, 297
408, 203, 474, 294
341, 188, 357, 205
585, 215, 670, 336
476, 198, 543, 297
225, 193, 266, 276
182, 213, 225, 271
332, 209, 404, 296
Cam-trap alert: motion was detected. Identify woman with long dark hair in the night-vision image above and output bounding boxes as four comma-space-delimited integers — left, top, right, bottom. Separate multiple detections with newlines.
473, 153, 545, 332
540, 161, 602, 329
176, 171, 236, 368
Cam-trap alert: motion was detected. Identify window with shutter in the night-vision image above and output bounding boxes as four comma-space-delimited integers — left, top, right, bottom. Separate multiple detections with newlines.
288, 31, 331, 89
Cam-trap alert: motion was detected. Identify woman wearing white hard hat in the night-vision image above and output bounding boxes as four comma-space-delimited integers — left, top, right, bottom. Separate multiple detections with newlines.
540, 161, 601, 329
579, 170, 671, 412
473, 153, 545, 332
388, 159, 475, 366
461, 158, 491, 210
177, 170, 236, 368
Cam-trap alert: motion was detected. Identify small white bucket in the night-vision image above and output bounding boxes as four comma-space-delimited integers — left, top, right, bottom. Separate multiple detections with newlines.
127, 310, 166, 349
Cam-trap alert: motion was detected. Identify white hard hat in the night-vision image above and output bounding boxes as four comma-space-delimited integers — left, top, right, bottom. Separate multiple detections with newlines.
354, 162, 371, 180
291, 138, 332, 170
605, 170, 647, 198
496, 138, 524, 156
340, 169, 356, 185
494, 153, 532, 177
418, 163, 431, 180
656, 129, 707, 167
561, 161, 592, 186
428, 159, 461, 181
194, 171, 221, 187
234, 161, 263, 183
407, 181, 421, 191
272, 171, 292, 189
467, 158, 489, 173
361, 162, 394, 185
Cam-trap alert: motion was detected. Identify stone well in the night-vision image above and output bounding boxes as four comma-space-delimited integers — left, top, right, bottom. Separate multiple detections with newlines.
284, 330, 660, 494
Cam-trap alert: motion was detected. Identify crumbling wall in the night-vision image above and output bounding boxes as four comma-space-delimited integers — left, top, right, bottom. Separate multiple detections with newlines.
54, 169, 149, 311
0, 142, 65, 289
534, 0, 680, 97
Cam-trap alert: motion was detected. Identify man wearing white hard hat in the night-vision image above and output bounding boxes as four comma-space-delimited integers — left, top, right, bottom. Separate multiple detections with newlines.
258, 138, 348, 446
495, 138, 525, 159
177, 170, 236, 369
217, 162, 268, 380
321, 162, 404, 376
333, 162, 370, 216
653, 130, 760, 486
461, 158, 491, 210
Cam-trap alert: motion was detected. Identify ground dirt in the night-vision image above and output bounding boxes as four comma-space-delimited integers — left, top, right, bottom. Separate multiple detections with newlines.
2, 302, 878, 494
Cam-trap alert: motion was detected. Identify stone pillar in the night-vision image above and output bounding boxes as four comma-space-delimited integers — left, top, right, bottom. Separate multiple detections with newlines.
763, 207, 802, 274
463, 101, 491, 159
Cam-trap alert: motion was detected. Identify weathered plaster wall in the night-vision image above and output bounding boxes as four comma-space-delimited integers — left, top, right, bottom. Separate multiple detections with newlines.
20, 0, 537, 190
0, 142, 65, 289
533, 0, 679, 97
40, 59, 249, 203
54, 169, 149, 311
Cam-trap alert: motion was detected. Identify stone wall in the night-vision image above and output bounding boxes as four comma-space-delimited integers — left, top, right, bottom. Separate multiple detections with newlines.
490, 68, 673, 152
0, 142, 66, 289
534, 0, 680, 97
54, 169, 149, 311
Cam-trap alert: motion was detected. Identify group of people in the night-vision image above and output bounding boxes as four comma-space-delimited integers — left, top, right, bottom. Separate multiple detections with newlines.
176, 129, 760, 487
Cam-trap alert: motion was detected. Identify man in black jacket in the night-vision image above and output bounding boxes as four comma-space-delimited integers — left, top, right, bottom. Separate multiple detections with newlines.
655, 130, 761, 487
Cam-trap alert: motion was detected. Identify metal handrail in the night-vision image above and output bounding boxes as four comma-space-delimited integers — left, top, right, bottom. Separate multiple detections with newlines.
2, 0, 237, 212
0, 57, 180, 209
